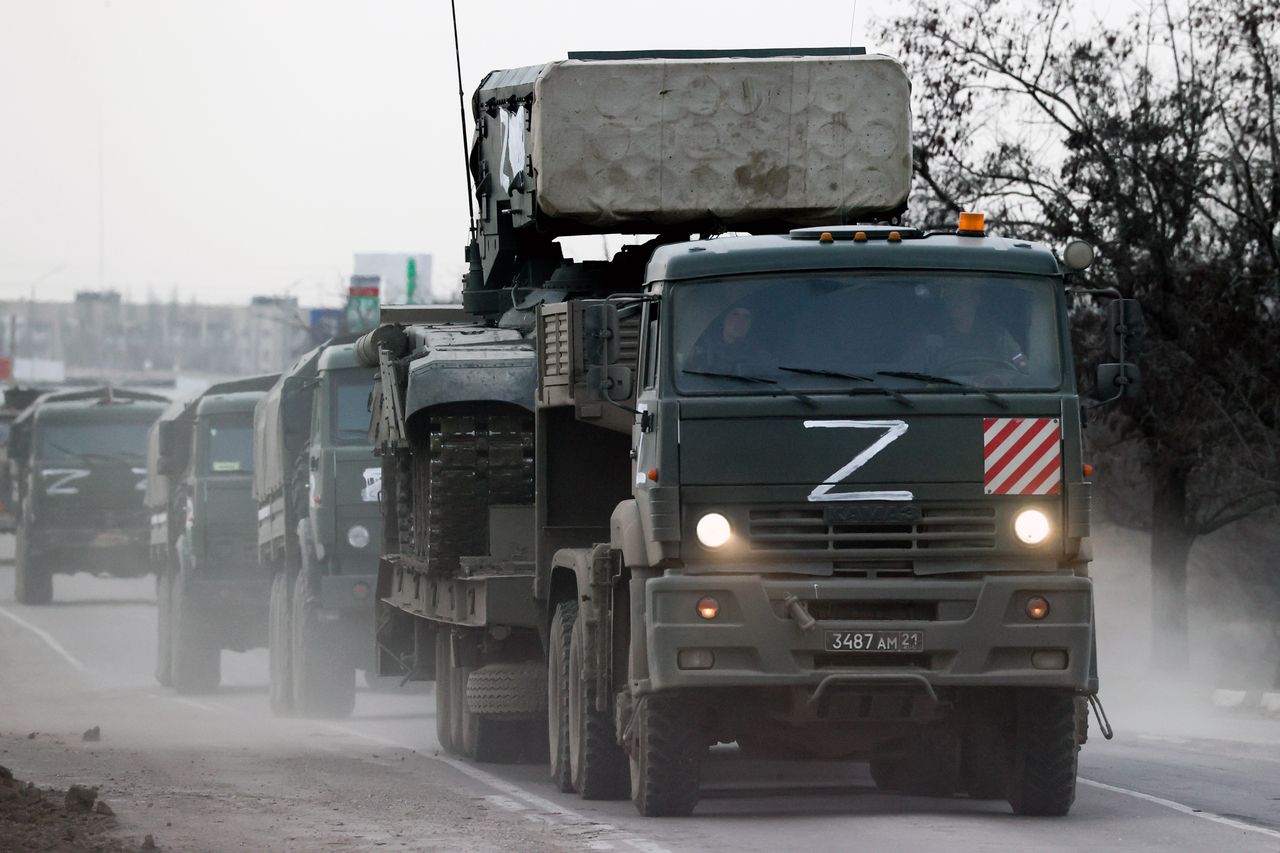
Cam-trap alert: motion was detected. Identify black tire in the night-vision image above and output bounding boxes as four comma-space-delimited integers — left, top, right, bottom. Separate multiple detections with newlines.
1007, 691, 1079, 816
155, 570, 174, 687
434, 629, 454, 753
629, 695, 703, 817
14, 524, 52, 605
170, 570, 221, 694
548, 601, 575, 791
569, 607, 628, 799
291, 566, 356, 719
268, 571, 294, 716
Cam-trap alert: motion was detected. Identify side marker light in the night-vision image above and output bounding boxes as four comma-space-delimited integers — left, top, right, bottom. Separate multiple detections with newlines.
1026, 596, 1050, 620
696, 597, 720, 620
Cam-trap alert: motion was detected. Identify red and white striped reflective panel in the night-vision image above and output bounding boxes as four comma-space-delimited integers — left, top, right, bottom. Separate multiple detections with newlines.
983, 417, 1062, 495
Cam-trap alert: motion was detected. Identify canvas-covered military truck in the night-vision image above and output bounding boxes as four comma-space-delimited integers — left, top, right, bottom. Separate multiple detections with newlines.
9, 386, 167, 604
148, 375, 278, 693
0, 386, 49, 532
361, 49, 1135, 817
255, 337, 384, 718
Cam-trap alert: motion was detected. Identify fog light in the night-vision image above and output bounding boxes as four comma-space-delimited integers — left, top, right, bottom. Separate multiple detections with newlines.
696, 513, 732, 549
696, 596, 720, 620
1026, 595, 1050, 620
1014, 509, 1051, 545
1032, 649, 1068, 670
347, 524, 370, 549
352, 581, 370, 600
677, 649, 715, 670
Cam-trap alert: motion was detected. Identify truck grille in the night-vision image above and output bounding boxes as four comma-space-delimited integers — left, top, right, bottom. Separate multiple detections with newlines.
747, 506, 996, 556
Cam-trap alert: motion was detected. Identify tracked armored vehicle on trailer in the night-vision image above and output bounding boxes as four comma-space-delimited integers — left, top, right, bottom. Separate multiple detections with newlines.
9, 387, 167, 604
362, 50, 1135, 816
147, 374, 278, 693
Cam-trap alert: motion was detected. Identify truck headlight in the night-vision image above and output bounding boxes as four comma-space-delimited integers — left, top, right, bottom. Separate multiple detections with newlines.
695, 512, 732, 549
347, 524, 370, 549
1013, 509, 1051, 545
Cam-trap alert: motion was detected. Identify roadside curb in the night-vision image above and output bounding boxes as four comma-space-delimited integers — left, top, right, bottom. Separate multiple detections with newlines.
1211, 688, 1280, 717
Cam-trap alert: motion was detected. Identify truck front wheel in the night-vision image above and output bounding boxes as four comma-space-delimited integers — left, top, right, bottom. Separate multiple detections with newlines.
291, 568, 356, 718
569, 607, 628, 799
629, 695, 703, 817
154, 570, 173, 687
548, 602, 575, 791
14, 525, 52, 605
268, 571, 294, 716
1007, 691, 1079, 816
171, 569, 221, 694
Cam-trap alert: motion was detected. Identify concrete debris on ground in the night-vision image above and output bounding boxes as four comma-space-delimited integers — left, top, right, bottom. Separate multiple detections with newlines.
0, 763, 148, 852
82, 727, 101, 743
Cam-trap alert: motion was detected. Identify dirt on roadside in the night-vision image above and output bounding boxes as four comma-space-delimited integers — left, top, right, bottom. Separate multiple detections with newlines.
1, 761, 150, 852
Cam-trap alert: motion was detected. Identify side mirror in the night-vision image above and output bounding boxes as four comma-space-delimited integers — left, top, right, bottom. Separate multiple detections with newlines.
157, 421, 178, 459
582, 303, 621, 368
156, 421, 189, 475
1106, 299, 1145, 361
1094, 363, 1142, 402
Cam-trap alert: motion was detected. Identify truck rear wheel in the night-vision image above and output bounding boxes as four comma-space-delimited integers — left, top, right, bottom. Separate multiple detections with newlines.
171, 570, 221, 694
1007, 691, 1079, 816
569, 607, 628, 799
434, 628, 455, 752
154, 570, 174, 687
291, 568, 356, 718
629, 695, 703, 817
548, 601, 575, 791
14, 525, 52, 605
268, 571, 294, 715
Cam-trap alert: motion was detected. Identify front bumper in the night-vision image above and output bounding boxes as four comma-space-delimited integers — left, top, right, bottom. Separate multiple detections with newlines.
644, 573, 1093, 694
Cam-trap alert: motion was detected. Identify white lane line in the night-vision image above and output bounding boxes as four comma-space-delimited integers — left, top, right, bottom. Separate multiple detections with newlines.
0, 605, 87, 672
1080, 777, 1280, 841
315, 722, 669, 853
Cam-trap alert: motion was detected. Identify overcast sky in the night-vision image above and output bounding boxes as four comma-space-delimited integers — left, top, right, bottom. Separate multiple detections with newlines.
1, 0, 1126, 307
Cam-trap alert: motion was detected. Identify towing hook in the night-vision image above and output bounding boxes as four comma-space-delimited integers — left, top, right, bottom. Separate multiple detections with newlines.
1087, 692, 1115, 740
782, 594, 816, 633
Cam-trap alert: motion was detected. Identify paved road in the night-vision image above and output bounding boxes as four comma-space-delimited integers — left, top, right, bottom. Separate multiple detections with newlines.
2, 561, 1279, 852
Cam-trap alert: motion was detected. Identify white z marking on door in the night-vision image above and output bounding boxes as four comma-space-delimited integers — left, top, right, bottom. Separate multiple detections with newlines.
804, 420, 913, 502
42, 468, 90, 495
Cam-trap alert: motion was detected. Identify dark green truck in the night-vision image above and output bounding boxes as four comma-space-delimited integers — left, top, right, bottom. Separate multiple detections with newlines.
148, 375, 278, 693
360, 50, 1136, 817
9, 387, 167, 604
255, 338, 383, 718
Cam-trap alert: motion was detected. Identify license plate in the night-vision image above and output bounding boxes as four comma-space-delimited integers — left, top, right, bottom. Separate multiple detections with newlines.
825, 630, 924, 653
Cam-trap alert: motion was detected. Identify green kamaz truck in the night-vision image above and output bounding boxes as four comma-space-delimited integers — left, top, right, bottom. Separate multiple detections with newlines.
9, 387, 167, 604
147, 375, 279, 693
254, 337, 383, 718
360, 50, 1136, 817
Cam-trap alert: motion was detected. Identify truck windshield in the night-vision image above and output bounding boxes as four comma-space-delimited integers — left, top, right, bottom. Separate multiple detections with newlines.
331, 371, 372, 446
202, 413, 253, 474
671, 272, 1063, 395
38, 420, 151, 463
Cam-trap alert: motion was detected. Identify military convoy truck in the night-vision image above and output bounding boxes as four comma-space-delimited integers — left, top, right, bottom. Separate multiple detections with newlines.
254, 337, 385, 718
0, 386, 48, 532
148, 375, 278, 693
360, 50, 1136, 816
9, 387, 167, 604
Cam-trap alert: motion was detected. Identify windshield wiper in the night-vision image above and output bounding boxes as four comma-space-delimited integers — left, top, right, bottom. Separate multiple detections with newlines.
778, 366, 914, 408
682, 369, 815, 407
876, 371, 1009, 408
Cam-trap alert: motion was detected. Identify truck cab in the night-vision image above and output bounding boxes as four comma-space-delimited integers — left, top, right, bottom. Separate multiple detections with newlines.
256, 338, 382, 718
9, 387, 167, 604
149, 375, 277, 693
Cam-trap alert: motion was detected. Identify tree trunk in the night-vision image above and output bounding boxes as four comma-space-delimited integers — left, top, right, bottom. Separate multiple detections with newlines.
1150, 464, 1195, 672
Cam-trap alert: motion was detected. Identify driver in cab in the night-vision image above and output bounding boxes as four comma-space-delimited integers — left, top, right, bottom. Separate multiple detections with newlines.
688, 305, 775, 374
925, 286, 1028, 372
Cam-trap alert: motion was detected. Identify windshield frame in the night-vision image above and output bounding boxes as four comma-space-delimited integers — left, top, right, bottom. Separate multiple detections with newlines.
34, 415, 154, 464
327, 368, 374, 447
664, 270, 1071, 398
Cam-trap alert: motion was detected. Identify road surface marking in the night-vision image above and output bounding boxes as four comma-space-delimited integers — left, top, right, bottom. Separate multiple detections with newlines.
1080, 778, 1280, 841
0, 605, 87, 672
316, 722, 668, 853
